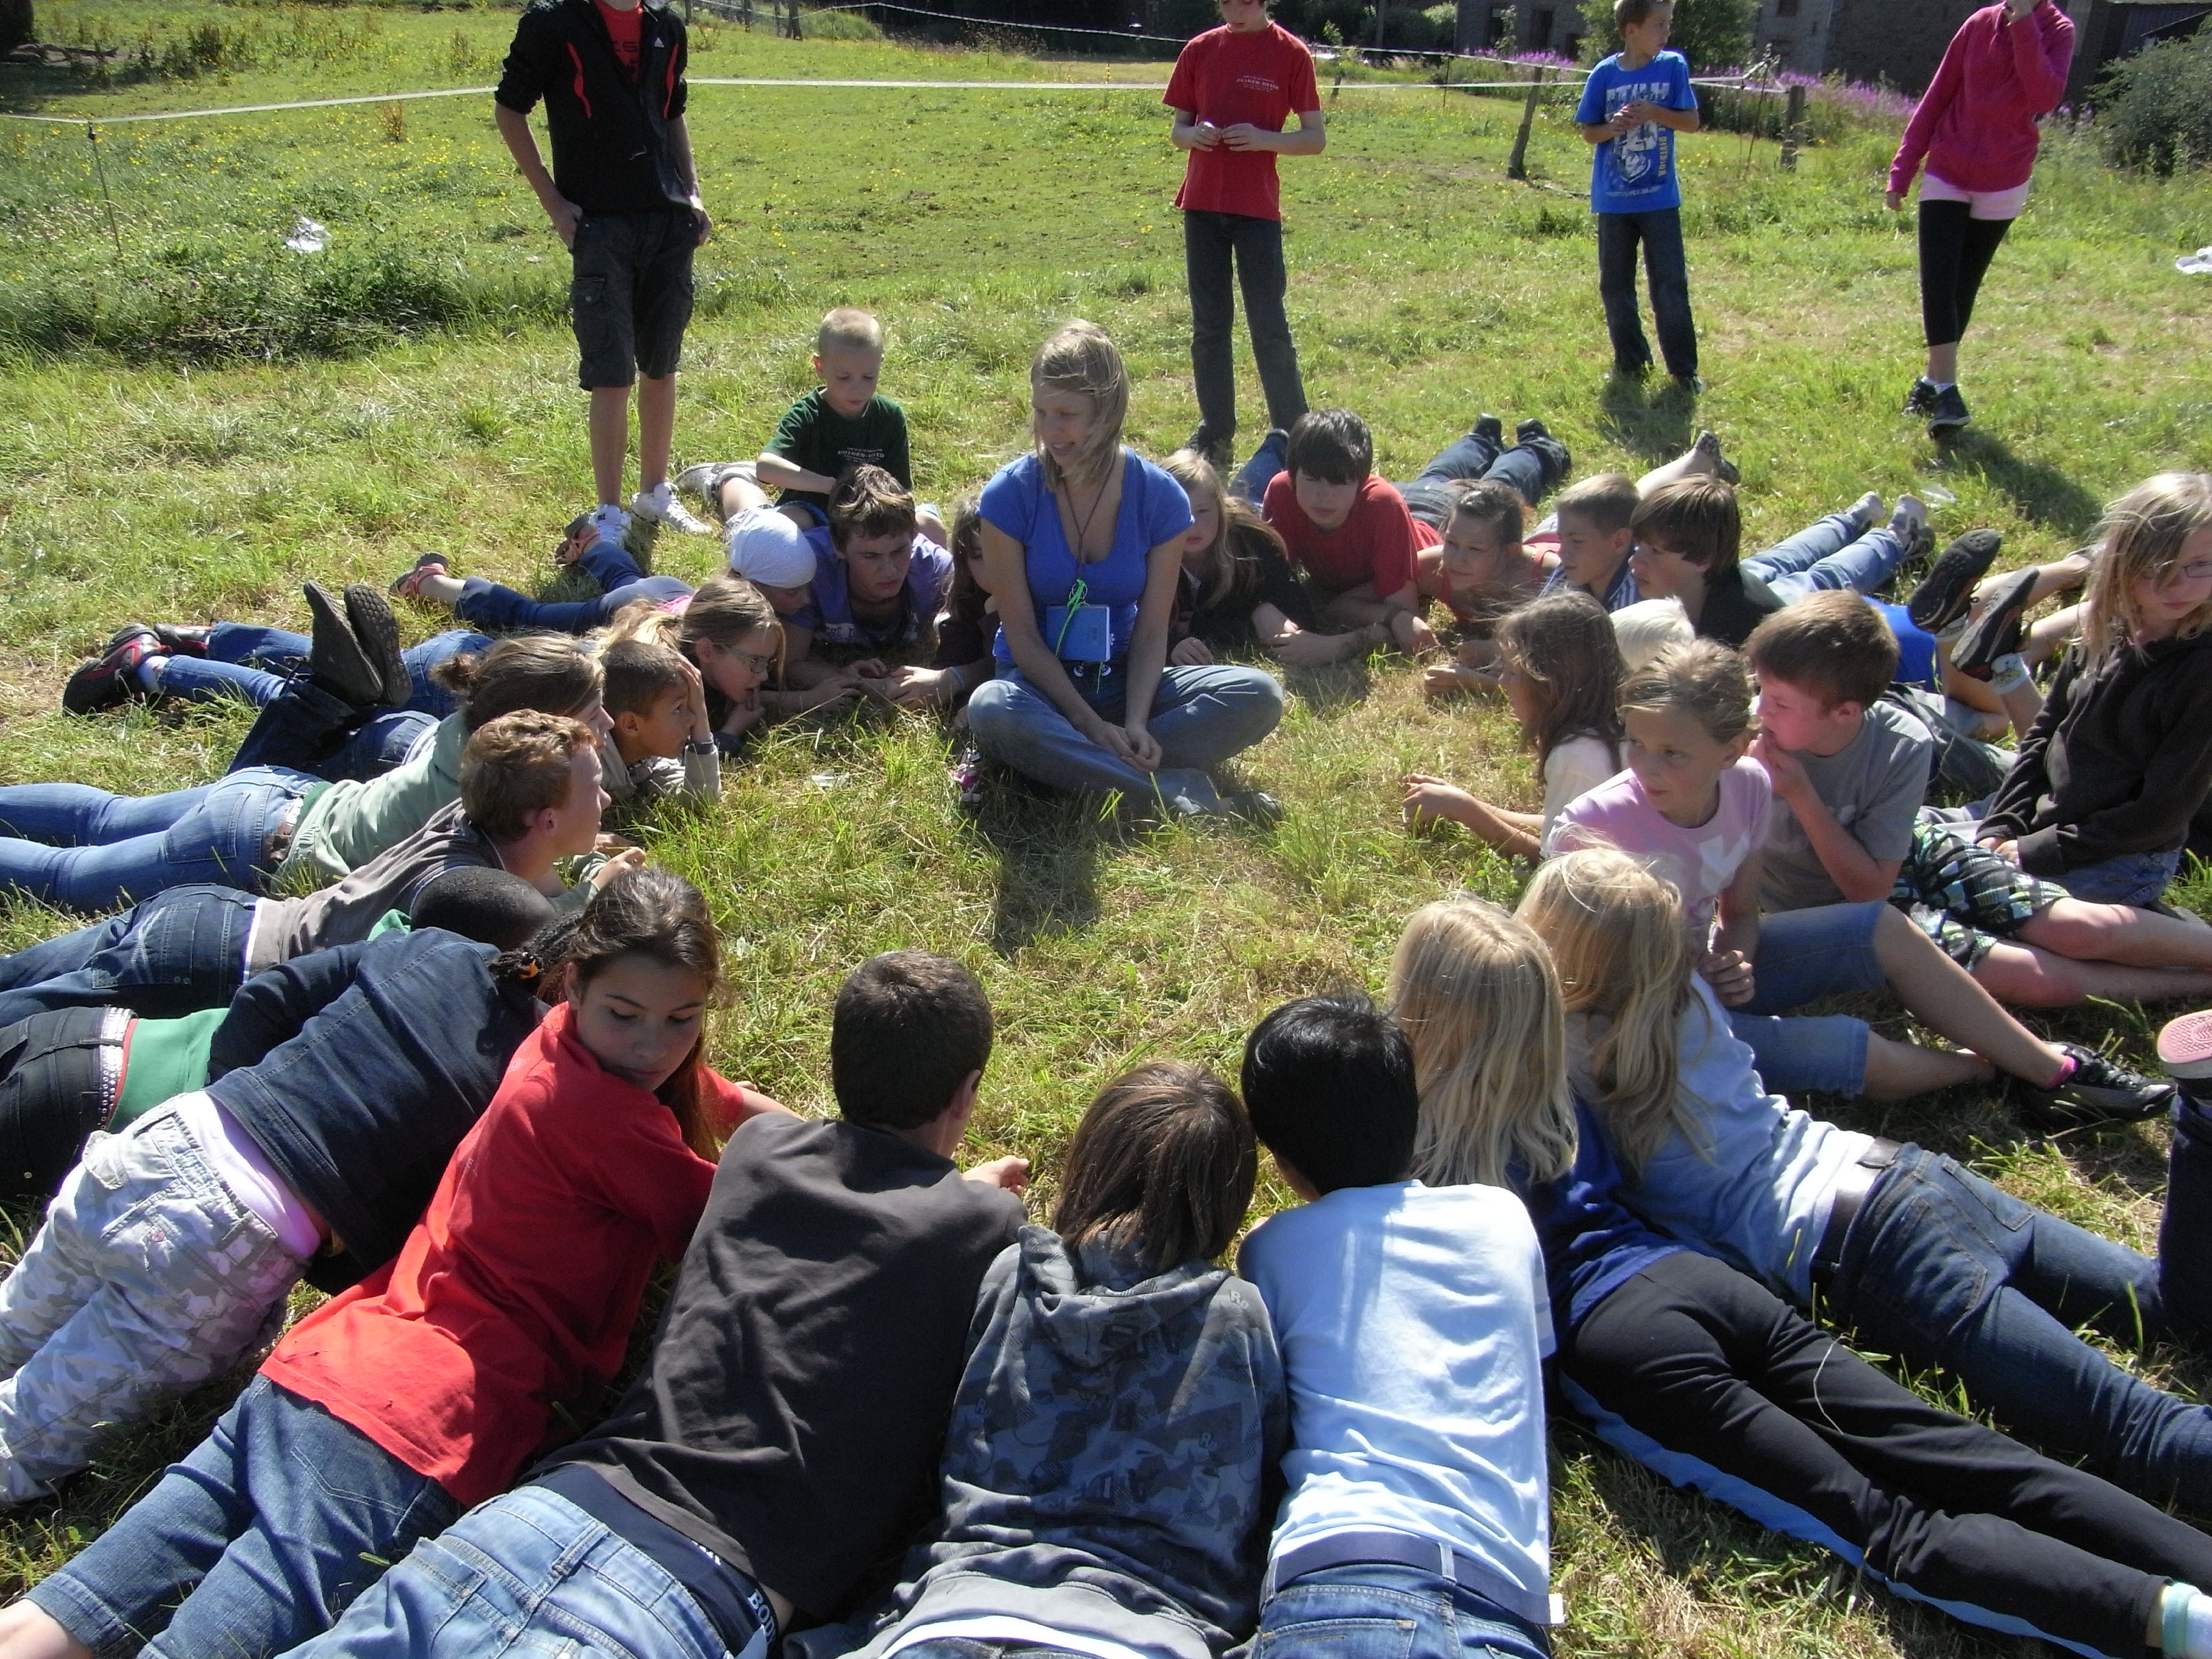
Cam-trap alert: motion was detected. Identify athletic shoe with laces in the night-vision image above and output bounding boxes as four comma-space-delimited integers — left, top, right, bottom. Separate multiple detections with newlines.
2011, 1042, 2174, 1131
1185, 425, 1235, 470
2158, 1011, 2212, 1085
949, 741, 988, 815
632, 481, 714, 536
62, 627, 162, 716
1952, 564, 2038, 680
1903, 378, 1939, 418
144, 623, 212, 658
587, 502, 634, 554
1928, 384, 1971, 435
342, 583, 411, 708
1905, 528, 2003, 631
672, 461, 752, 526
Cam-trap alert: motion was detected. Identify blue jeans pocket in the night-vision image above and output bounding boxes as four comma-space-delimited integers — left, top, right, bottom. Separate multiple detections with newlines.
1257, 1615, 1419, 1659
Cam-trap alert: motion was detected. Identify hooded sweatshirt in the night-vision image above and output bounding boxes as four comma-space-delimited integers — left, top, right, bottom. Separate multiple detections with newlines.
836, 1227, 1287, 1659
1888, 0, 2074, 196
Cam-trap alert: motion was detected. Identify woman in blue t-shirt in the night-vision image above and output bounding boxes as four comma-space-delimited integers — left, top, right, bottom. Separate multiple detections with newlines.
965, 322, 1284, 819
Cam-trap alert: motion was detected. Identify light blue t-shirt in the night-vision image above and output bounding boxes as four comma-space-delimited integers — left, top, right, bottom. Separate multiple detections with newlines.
980, 449, 1195, 666
1572, 976, 1874, 1304
1575, 50, 1697, 214
1238, 1182, 1554, 1621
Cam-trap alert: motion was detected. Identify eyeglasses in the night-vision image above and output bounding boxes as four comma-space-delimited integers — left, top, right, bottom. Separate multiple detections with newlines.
2173, 560, 2212, 582
726, 649, 777, 675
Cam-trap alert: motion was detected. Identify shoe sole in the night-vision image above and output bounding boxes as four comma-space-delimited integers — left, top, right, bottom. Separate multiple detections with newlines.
343, 583, 410, 708
1906, 530, 2004, 632
2160, 1011, 2212, 1081
1952, 565, 2039, 677
303, 581, 386, 707
1928, 415, 1971, 437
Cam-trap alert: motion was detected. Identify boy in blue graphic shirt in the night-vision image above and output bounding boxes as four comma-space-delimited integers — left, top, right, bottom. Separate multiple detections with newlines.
1576, 0, 1703, 387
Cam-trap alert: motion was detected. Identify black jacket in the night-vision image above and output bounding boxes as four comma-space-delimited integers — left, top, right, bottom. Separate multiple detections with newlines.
495, 0, 693, 216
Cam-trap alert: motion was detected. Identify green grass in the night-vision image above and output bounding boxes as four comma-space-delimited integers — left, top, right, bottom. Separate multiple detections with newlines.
2, 6, 2212, 1654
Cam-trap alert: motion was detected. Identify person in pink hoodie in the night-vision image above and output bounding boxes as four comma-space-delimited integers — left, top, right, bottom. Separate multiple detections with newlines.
1886, 0, 2073, 437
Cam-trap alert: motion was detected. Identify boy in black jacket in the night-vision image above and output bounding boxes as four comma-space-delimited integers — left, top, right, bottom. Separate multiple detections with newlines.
495, 0, 714, 547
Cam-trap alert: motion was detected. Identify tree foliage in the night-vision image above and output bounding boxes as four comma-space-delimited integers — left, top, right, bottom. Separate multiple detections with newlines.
1578, 0, 1755, 70
2094, 26, 2212, 174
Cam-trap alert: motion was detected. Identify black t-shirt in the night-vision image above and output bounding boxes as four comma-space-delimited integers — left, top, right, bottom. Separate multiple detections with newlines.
539, 1114, 1025, 1620
1695, 563, 1783, 649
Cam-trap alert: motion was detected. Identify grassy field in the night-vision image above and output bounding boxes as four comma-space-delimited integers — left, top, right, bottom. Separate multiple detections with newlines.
3, 4, 2212, 1654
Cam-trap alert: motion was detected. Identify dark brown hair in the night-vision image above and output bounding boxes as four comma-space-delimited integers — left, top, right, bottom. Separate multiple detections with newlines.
563, 867, 724, 1158
1053, 1061, 1257, 1273
831, 950, 994, 1131
599, 637, 691, 720
1285, 407, 1373, 487
459, 710, 598, 843
1446, 478, 1528, 548
830, 463, 919, 551
1743, 589, 1898, 711
433, 635, 604, 734
1632, 478, 1742, 574
1495, 591, 1626, 767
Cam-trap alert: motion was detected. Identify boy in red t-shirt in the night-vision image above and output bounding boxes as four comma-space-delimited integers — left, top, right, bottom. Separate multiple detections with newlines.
1166, 0, 1326, 467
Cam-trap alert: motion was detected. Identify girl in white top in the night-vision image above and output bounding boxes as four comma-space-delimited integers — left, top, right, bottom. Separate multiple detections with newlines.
1401, 591, 1624, 860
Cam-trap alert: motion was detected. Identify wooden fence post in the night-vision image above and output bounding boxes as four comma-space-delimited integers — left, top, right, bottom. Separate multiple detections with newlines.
1507, 64, 1547, 180
1780, 81, 1806, 169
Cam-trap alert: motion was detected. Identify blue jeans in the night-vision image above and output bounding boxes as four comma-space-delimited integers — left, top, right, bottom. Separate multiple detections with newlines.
287, 1484, 768, 1659
1742, 515, 1910, 605
0, 767, 307, 912
1595, 207, 1696, 379
1256, 1564, 1550, 1659
2054, 848, 2180, 907
453, 538, 691, 637
28, 1375, 458, 1659
1185, 208, 1307, 439
965, 662, 1285, 816
1725, 902, 1886, 1093
1230, 426, 1291, 506
159, 625, 486, 722
1398, 435, 1552, 522
1828, 1142, 2212, 1514
0, 885, 255, 1027
226, 677, 436, 785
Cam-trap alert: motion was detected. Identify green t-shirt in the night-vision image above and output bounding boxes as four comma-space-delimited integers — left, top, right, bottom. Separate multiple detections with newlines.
111, 1007, 229, 1131
766, 389, 911, 511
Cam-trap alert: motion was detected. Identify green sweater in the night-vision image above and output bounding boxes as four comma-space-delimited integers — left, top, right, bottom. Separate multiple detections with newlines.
278, 712, 468, 885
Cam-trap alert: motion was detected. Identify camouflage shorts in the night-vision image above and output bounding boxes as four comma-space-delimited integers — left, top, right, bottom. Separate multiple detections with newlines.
1892, 814, 2068, 969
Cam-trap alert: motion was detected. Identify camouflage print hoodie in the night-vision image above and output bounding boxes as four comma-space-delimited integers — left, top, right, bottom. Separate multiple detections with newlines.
830, 1224, 1287, 1659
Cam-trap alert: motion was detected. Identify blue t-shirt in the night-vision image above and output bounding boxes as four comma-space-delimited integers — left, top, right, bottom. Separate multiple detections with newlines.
1869, 599, 1940, 692
1575, 50, 1697, 215
789, 535, 954, 650
980, 449, 1195, 666
1513, 1101, 1692, 1332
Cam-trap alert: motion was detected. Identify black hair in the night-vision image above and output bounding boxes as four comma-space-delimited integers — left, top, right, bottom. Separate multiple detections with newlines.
412, 866, 560, 953
1240, 991, 1418, 1193
831, 950, 994, 1131
1284, 408, 1374, 488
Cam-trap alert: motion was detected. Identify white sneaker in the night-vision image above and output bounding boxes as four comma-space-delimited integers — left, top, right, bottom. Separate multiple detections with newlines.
632, 481, 714, 536
672, 461, 754, 526
1850, 491, 1884, 529
587, 502, 634, 552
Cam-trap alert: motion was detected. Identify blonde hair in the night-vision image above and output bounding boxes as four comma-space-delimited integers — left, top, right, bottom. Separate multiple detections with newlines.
1609, 598, 1693, 673
817, 306, 883, 357
1620, 638, 1754, 744
1517, 850, 1706, 1177
1030, 320, 1128, 495
2082, 472, 2212, 667
1387, 899, 1578, 1189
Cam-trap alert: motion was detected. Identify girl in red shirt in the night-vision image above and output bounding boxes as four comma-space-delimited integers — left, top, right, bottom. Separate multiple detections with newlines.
2, 870, 783, 1659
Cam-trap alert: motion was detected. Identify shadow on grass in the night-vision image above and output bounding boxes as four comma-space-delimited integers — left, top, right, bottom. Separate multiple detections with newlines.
973, 788, 1108, 956
1278, 658, 1376, 718
1927, 429, 2106, 539
1594, 374, 1695, 466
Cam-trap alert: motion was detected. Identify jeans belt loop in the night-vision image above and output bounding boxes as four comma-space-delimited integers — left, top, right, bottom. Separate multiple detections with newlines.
1812, 1136, 1903, 1284
1262, 1528, 1558, 1628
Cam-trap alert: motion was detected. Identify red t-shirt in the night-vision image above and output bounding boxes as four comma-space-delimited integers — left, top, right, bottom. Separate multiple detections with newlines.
1164, 22, 1321, 221
595, 0, 643, 81
1264, 471, 1438, 598
262, 1003, 780, 1507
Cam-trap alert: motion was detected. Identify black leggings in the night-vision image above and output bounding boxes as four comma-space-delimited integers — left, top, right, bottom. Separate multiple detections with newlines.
1563, 1250, 2212, 1659
1918, 199, 2014, 350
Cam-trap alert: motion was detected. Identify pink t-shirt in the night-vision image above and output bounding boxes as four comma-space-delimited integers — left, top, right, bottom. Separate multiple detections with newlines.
1544, 756, 1772, 938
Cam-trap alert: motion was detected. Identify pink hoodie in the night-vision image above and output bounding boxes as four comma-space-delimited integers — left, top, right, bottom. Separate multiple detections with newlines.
1888, 0, 2074, 196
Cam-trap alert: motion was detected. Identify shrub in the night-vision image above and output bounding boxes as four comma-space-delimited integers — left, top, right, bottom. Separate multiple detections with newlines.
2093, 27, 2212, 175
1, 0, 33, 56
1577, 0, 1754, 71
796, 6, 885, 40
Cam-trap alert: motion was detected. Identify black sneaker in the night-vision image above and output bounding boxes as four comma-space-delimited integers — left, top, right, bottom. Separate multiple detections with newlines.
62, 627, 161, 716
1928, 384, 1971, 435
304, 580, 387, 708
342, 582, 411, 708
949, 742, 987, 815
1220, 789, 1285, 827
1952, 565, 2039, 680
1903, 378, 1939, 418
1906, 528, 2004, 631
2011, 1042, 2175, 1131
146, 623, 212, 658
1472, 413, 1504, 450
1513, 418, 1572, 493
1185, 424, 1235, 470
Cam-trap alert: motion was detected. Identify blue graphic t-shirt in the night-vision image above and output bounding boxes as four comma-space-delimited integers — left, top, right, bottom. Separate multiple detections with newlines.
1576, 50, 1697, 214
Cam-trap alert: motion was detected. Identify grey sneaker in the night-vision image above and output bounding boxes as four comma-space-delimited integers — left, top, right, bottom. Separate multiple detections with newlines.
2011, 1042, 2174, 1131
672, 461, 755, 526
1928, 384, 1971, 435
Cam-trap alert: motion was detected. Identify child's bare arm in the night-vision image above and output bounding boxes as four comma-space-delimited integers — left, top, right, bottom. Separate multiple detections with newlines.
1221, 109, 1326, 155
756, 452, 839, 496
1703, 850, 1766, 1005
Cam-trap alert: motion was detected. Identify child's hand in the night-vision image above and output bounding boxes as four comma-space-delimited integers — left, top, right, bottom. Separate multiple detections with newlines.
675, 655, 715, 744
1189, 121, 1225, 149
1271, 626, 1349, 668
1979, 835, 2021, 864
845, 657, 892, 680
546, 197, 583, 247
1749, 731, 1811, 801
589, 846, 649, 890
1391, 611, 1440, 655
1421, 663, 1473, 698
1699, 947, 1757, 1006
1402, 774, 1479, 830
1170, 636, 1215, 667
1616, 100, 1666, 128
594, 833, 641, 855
1219, 122, 1273, 150
964, 1155, 1031, 1194
1121, 723, 1164, 772
1885, 189, 1907, 212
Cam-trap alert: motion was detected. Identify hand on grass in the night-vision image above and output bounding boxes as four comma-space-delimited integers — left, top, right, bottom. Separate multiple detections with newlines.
1700, 947, 1756, 1006
856, 664, 949, 708
1170, 636, 1215, 667
964, 1155, 1031, 1193
1392, 611, 1440, 655
1270, 626, 1350, 668
1402, 773, 1479, 830
1421, 663, 1473, 697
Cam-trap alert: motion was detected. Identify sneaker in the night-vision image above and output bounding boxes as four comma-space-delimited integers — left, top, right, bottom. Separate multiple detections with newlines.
949, 741, 988, 815
1928, 384, 1971, 435
1472, 413, 1505, 450
1610, 357, 1652, 381
303, 580, 387, 708
2158, 1010, 2212, 1084
1953, 565, 2038, 680
672, 461, 752, 526
1903, 378, 1939, 418
1887, 494, 1936, 579
632, 481, 714, 536
342, 583, 411, 708
1512, 418, 1572, 494
1906, 528, 2003, 632
389, 552, 452, 602
2011, 1042, 2175, 1131
145, 623, 212, 658
587, 502, 634, 554
1693, 429, 1740, 486
1220, 788, 1285, 827
62, 627, 162, 715
1186, 425, 1235, 469
1666, 374, 1704, 400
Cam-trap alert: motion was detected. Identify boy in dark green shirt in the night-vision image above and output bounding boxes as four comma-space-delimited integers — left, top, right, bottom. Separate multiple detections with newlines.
756, 307, 943, 543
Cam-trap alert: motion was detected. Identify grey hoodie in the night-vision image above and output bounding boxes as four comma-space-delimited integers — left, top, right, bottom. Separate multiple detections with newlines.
829, 1224, 1287, 1659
